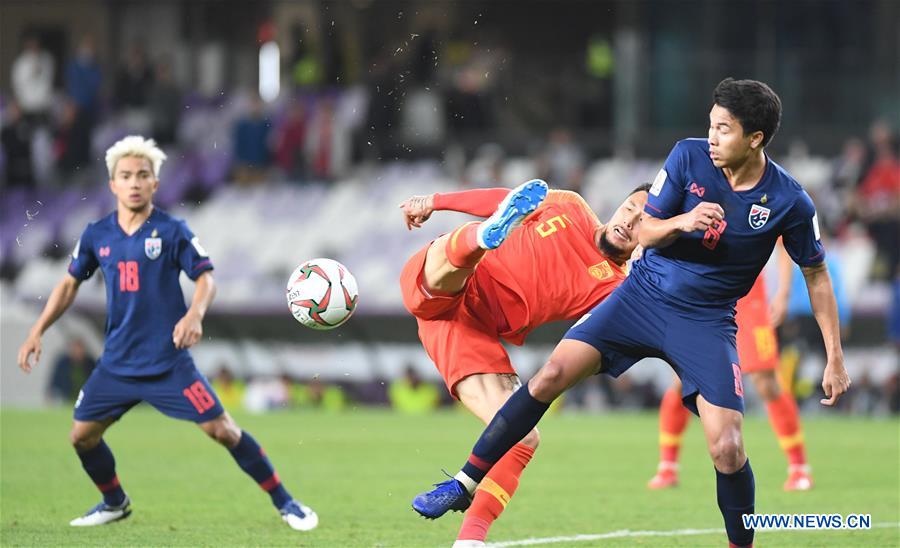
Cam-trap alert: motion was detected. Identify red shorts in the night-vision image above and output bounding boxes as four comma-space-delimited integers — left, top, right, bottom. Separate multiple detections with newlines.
400, 243, 515, 396
735, 276, 779, 373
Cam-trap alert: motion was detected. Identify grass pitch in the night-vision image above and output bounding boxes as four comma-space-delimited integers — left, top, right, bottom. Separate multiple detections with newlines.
2, 407, 898, 546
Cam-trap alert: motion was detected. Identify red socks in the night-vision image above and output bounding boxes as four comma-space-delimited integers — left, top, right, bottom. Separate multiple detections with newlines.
766, 391, 807, 466
457, 443, 535, 541
445, 222, 486, 269
659, 387, 690, 464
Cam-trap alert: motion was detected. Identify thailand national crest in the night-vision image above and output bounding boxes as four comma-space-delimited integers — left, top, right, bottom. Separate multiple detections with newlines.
748, 204, 771, 230
145, 237, 162, 259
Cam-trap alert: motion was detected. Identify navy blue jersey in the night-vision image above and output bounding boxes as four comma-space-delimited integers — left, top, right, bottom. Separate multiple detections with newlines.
638, 138, 824, 309
68, 209, 214, 376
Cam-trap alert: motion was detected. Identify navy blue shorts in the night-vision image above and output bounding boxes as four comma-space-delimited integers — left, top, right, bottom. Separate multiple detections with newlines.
74, 358, 224, 423
565, 274, 744, 414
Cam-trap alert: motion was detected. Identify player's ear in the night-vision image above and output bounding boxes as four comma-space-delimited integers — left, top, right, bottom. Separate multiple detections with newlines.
749, 130, 765, 150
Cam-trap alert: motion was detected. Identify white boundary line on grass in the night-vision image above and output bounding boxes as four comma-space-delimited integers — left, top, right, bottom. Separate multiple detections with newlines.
486, 522, 900, 547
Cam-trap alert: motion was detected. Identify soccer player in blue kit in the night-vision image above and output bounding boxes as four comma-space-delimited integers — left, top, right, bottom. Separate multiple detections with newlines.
16, 136, 318, 531
413, 79, 851, 547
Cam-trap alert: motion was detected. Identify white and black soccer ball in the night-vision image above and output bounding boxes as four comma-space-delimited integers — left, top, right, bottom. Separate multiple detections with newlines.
286, 258, 359, 330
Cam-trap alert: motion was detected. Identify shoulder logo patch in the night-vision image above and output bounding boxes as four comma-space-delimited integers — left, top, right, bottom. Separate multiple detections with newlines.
650, 169, 667, 197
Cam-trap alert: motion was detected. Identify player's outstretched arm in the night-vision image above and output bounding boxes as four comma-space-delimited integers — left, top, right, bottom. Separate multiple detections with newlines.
173, 271, 216, 349
17, 274, 82, 373
800, 262, 850, 406
399, 188, 515, 230
639, 201, 724, 249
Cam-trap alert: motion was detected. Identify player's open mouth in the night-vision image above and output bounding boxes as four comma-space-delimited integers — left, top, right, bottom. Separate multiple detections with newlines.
613, 226, 630, 241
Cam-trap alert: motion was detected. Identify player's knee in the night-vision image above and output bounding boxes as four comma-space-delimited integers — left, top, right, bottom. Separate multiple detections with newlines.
530, 360, 570, 401
709, 431, 745, 473
204, 416, 241, 447
70, 429, 101, 452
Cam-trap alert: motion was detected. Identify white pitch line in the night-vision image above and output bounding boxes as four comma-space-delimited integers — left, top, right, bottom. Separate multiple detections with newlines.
486, 522, 900, 547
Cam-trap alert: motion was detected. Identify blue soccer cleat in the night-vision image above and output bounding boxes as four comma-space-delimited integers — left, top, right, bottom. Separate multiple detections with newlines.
477, 179, 549, 249
279, 499, 319, 531
69, 496, 132, 526
412, 477, 472, 519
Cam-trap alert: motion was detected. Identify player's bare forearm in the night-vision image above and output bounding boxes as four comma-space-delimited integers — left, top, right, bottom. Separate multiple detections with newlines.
639, 215, 684, 249
18, 275, 80, 372
174, 272, 214, 350
802, 262, 850, 405
640, 201, 725, 250
188, 271, 216, 320
31, 275, 81, 336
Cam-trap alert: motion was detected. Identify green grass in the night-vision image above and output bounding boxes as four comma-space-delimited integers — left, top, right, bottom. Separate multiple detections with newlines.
1, 407, 898, 546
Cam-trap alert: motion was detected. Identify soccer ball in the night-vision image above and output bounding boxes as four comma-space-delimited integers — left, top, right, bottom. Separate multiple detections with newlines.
286, 258, 359, 330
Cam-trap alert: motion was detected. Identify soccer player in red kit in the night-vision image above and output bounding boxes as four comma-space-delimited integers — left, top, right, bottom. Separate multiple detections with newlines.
399, 179, 649, 546
649, 243, 813, 491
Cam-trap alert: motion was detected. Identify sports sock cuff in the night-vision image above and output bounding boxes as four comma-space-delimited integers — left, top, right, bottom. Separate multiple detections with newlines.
455, 472, 478, 495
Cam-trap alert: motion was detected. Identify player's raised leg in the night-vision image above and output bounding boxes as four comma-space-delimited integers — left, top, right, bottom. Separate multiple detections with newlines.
199, 411, 319, 531
696, 396, 755, 548
648, 376, 691, 489
402, 179, 548, 296
749, 371, 811, 491
69, 419, 132, 526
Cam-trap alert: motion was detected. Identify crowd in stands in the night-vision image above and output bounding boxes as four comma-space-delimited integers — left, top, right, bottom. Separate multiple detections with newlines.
5, 32, 897, 416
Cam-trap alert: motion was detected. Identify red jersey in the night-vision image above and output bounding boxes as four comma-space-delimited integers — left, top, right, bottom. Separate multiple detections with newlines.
471, 190, 626, 345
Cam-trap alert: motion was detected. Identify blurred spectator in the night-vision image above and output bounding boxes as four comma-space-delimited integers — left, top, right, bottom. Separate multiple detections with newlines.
11, 34, 55, 126
148, 59, 182, 146
854, 121, 900, 280
54, 96, 95, 179
232, 95, 272, 184
211, 366, 246, 411
289, 22, 323, 88
64, 34, 102, 153
819, 137, 867, 234
305, 96, 351, 181
294, 377, 348, 411
273, 100, 308, 180
244, 374, 291, 412
400, 87, 446, 156
389, 365, 439, 414
114, 43, 153, 132
886, 370, 900, 415
891, 279, 900, 349
445, 39, 498, 130
47, 338, 95, 403
537, 127, 586, 192
464, 142, 504, 187
847, 371, 885, 415
1, 102, 35, 186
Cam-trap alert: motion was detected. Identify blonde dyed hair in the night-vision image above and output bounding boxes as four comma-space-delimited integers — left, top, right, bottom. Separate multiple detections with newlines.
105, 135, 168, 178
